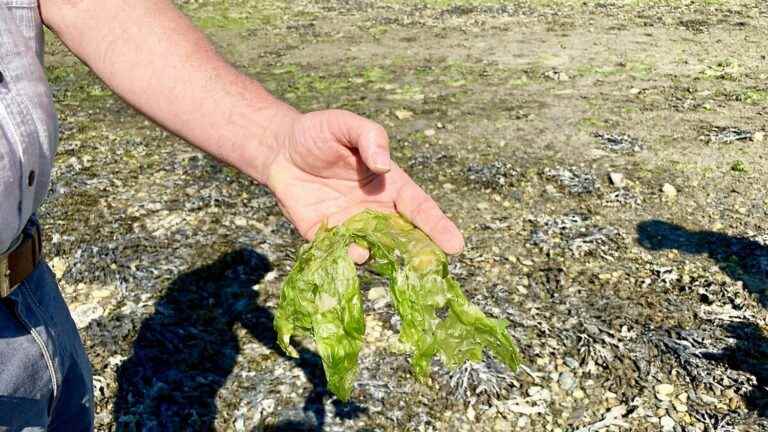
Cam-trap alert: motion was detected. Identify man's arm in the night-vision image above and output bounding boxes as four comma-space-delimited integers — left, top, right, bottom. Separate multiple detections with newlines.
41, 0, 465, 255
42, 0, 295, 184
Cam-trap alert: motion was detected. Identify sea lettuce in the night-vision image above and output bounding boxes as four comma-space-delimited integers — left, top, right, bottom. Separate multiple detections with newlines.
274, 210, 520, 401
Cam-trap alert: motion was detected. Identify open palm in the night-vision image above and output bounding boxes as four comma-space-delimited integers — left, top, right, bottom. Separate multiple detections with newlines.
266, 109, 464, 256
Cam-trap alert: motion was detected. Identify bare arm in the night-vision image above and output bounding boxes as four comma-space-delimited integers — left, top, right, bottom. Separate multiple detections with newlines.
41, 0, 294, 183
41, 0, 465, 254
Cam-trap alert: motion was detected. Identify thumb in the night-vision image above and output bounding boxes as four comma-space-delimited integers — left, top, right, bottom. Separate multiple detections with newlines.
329, 110, 391, 174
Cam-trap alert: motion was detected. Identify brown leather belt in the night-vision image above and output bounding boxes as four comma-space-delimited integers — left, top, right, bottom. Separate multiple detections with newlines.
0, 222, 43, 297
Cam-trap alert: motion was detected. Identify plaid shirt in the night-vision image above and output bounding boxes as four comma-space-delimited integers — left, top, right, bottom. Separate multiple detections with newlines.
0, 1, 58, 254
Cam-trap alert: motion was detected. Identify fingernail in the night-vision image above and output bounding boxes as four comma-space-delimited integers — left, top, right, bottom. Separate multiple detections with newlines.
372, 151, 390, 172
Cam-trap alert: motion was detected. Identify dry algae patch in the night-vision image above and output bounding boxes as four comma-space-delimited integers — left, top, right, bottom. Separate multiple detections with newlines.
274, 210, 521, 401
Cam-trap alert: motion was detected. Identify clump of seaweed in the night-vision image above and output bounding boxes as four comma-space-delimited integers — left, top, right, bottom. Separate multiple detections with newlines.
274, 210, 520, 401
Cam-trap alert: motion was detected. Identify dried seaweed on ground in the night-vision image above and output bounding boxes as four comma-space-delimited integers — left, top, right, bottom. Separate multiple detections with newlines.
705, 127, 753, 143
274, 210, 521, 400
593, 132, 644, 153
543, 167, 600, 195
529, 213, 623, 258
466, 161, 520, 191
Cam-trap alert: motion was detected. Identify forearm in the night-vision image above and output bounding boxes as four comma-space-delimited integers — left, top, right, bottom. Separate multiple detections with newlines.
41, 0, 297, 183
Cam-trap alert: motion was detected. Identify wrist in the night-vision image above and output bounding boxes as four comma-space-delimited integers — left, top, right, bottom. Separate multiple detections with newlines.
233, 100, 302, 185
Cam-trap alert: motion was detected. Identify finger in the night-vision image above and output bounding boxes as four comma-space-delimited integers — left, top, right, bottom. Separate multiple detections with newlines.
348, 244, 370, 264
393, 169, 465, 254
328, 110, 391, 174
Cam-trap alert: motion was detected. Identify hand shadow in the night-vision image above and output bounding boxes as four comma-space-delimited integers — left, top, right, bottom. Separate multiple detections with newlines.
637, 220, 768, 416
112, 248, 366, 431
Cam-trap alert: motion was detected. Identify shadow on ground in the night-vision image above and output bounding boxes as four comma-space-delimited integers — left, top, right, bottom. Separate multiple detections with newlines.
637, 220, 768, 416
112, 248, 365, 431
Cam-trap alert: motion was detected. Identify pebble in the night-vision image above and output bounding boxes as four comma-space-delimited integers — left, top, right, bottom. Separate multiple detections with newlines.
564, 357, 579, 369
609, 172, 625, 188
424, 129, 436, 137
655, 384, 675, 401
660, 415, 676, 431
558, 371, 577, 391
92, 288, 113, 299
367, 287, 388, 301
70, 303, 104, 329
493, 418, 513, 431
673, 401, 687, 412
233, 216, 248, 227
661, 183, 677, 198
394, 109, 414, 120
514, 417, 528, 430
754, 131, 765, 142
49, 256, 69, 278
466, 405, 476, 422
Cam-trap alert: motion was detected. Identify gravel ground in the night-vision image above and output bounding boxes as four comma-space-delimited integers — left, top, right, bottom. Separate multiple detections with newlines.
40, 1, 768, 431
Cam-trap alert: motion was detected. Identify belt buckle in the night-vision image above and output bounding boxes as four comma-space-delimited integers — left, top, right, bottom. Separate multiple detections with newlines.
0, 256, 9, 298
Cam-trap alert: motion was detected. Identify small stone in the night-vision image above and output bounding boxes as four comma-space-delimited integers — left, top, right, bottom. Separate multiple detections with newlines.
558, 371, 577, 391
544, 70, 570, 81
753, 131, 765, 142
443, 183, 455, 190
394, 109, 414, 120
92, 288, 113, 299
655, 384, 675, 396
424, 129, 436, 137
367, 287, 388, 301
609, 172, 625, 188
494, 418, 513, 431
630, 87, 642, 95
729, 396, 740, 411
572, 389, 585, 400
564, 357, 579, 369
49, 256, 69, 279
661, 183, 677, 198
70, 303, 104, 329
477, 202, 490, 210
514, 417, 528, 429
466, 405, 476, 422
673, 401, 687, 412
233, 216, 248, 227
660, 415, 676, 431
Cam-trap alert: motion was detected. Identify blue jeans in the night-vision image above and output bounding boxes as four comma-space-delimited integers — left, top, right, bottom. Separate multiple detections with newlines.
0, 261, 94, 431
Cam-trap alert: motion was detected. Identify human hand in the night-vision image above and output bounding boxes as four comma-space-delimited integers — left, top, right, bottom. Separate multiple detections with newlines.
265, 109, 464, 261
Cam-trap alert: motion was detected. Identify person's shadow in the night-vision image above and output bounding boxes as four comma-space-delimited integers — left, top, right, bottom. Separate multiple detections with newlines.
637, 220, 768, 306
112, 248, 365, 431
636, 220, 768, 416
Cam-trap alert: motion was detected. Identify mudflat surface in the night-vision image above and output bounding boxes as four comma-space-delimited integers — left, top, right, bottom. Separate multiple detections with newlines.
42, 1, 768, 430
